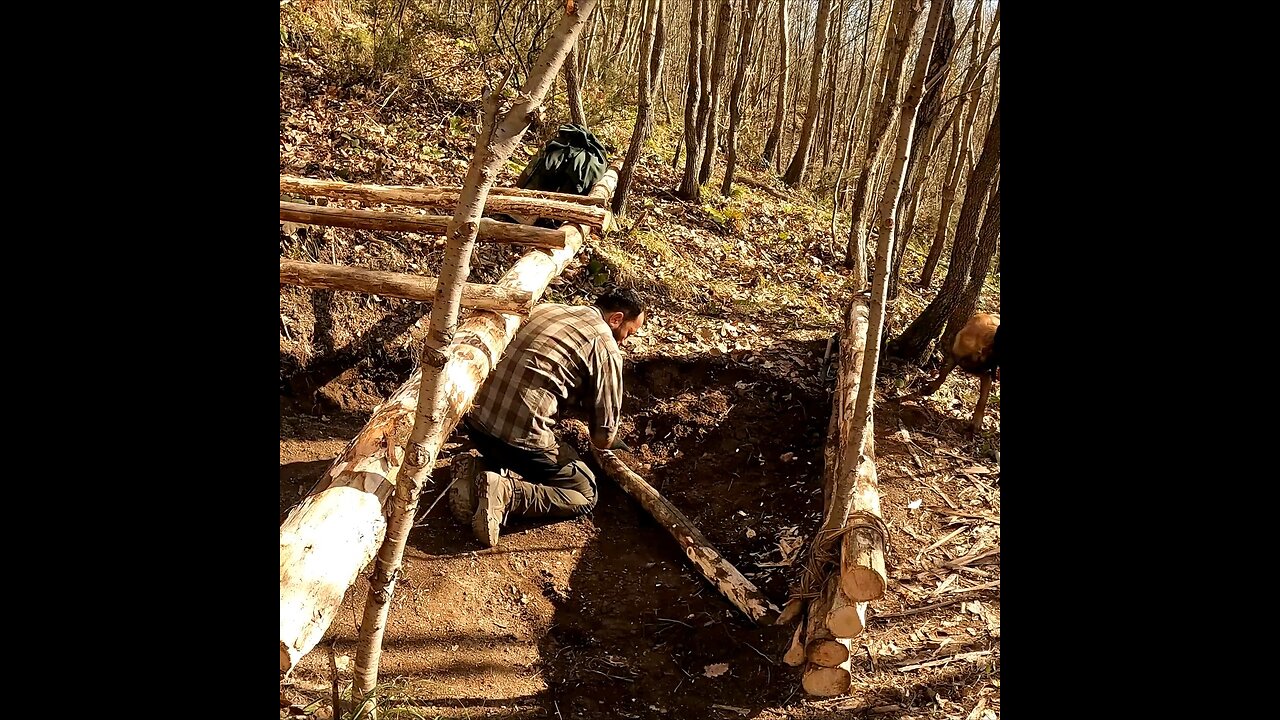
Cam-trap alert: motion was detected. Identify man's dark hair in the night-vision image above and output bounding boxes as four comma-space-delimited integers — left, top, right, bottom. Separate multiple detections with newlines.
594, 287, 645, 320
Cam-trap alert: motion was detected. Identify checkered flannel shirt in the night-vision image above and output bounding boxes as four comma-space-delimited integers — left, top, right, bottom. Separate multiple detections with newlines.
467, 303, 623, 452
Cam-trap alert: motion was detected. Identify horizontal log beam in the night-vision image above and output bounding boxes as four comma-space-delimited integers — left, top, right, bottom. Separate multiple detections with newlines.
280, 176, 607, 229
280, 202, 566, 249
419, 185, 607, 208
279, 260, 534, 313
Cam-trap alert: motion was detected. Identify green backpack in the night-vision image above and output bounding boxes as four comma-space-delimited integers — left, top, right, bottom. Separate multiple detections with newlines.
517, 124, 608, 198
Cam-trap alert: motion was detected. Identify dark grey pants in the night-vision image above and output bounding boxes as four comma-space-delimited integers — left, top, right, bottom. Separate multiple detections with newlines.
464, 421, 598, 519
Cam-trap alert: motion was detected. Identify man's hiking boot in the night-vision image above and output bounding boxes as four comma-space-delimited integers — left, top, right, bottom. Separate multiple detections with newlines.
472, 471, 513, 548
449, 454, 480, 524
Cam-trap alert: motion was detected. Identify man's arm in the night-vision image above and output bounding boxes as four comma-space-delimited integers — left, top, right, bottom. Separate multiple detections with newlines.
588, 341, 626, 450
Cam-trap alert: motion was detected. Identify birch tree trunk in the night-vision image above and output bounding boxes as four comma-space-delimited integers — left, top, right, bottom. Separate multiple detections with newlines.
613, 0, 661, 215
720, 0, 763, 195
760, 0, 789, 167
782, 0, 834, 186
349, 3, 602, 712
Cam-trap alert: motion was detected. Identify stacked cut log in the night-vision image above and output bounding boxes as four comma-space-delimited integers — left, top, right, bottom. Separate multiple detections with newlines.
786, 299, 889, 697
279, 169, 618, 675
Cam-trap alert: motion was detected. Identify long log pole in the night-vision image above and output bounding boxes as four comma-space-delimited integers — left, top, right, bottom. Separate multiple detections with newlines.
279, 202, 568, 248
279, 173, 615, 676
566, 420, 781, 625
284, 176, 608, 207
280, 176, 609, 230
279, 260, 534, 313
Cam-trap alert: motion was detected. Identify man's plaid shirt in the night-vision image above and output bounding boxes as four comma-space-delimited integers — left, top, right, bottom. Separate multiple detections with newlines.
467, 303, 623, 452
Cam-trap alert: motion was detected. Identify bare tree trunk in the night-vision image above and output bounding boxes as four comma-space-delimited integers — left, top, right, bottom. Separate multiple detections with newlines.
939, 183, 999, 352
350, 2, 602, 713
613, 0, 662, 215
818, 0, 845, 174
887, 0, 955, 299
917, 0, 995, 287
720, 0, 763, 195
760, 0, 790, 167
564, 45, 587, 125
651, 0, 668, 107
782, 0, 834, 186
611, 0, 635, 59
888, 98, 999, 364
841, 0, 918, 280
917, 111, 962, 286
698, 0, 734, 185
678, 0, 706, 200
830, 0, 878, 243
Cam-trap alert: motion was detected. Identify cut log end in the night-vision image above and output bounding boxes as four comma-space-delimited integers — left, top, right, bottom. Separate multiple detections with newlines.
826, 602, 867, 638
802, 665, 853, 697
807, 639, 852, 668
841, 568, 886, 602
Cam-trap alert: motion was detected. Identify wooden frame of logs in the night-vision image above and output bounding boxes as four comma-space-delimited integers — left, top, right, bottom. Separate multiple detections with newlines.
280, 167, 783, 675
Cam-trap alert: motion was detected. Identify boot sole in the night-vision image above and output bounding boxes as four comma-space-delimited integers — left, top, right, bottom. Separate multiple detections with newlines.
472, 472, 504, 548
449, 455, 478, 524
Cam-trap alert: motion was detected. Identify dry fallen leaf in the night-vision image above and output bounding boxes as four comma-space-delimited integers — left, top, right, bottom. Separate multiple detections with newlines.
703, 663, 729, 678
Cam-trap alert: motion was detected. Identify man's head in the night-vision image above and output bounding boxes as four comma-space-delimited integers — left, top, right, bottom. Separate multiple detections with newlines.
594, 288, 646, 343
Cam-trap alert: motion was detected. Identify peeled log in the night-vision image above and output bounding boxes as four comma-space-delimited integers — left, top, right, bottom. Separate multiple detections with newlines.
279, 260, 534, 314
279, 202, 567, 249
802, 662, 852, 697
805, 578, 851, 667
826, 584, 868, 638
568, 422, 781, 625
840, 454, 887, 601
280, 176, 608, 230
